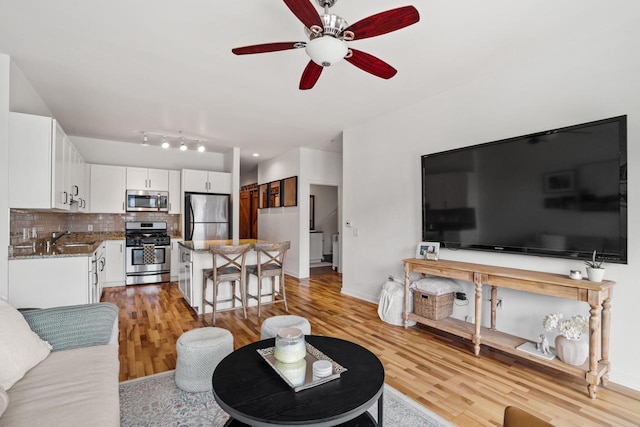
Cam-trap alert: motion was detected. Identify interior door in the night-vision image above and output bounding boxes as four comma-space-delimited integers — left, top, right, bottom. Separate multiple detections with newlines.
239, 191, 251, 239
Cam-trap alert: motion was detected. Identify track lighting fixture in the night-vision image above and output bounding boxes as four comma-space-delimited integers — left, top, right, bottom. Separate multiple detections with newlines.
131, 130, 207, 152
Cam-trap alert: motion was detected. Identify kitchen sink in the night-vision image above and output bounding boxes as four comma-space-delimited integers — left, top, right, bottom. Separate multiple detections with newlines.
58, 241, 97, 247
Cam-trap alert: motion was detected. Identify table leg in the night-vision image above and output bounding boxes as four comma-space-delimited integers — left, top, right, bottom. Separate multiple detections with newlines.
587, 302, 602, 399
404, 266, 410, 329
490, 286, 497, 331
378, 391, 384, 427
473, 273, 483, 356
601, 297, 612, 386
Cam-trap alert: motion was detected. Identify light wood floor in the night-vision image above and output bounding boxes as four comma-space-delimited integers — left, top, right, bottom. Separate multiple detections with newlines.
102, 271, 640, 426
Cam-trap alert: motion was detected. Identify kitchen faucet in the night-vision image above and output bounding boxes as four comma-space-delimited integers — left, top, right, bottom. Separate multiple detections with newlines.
51, 231, 70, 245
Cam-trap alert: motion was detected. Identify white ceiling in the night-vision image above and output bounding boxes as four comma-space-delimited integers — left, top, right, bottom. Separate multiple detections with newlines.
0, 0, 629, 173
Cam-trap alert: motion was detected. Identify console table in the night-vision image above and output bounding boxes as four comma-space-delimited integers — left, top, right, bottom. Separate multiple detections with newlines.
403, 258, 614, 399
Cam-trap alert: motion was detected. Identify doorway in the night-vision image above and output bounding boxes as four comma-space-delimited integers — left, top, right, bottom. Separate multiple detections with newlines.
239, 184, 258, 239
309, 184, 339, 275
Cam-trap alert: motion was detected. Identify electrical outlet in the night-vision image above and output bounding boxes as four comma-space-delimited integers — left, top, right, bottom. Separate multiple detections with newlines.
496, 297, 503, 310
88, 224, 93, 232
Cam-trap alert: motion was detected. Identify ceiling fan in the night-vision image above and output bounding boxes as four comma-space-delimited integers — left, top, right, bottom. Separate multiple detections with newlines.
231, 0, 420, 90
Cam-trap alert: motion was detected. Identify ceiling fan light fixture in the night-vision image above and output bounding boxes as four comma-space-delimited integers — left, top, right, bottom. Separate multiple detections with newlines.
305, 36, 348, 67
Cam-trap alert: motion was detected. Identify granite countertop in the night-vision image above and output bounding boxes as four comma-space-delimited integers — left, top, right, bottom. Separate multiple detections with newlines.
179, 239, 262, 252
9, 232, 125, 260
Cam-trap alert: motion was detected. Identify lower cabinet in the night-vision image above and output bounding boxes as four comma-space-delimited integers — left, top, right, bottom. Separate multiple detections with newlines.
103, 240, 125, 287
170, 239, 183, 281
8, 257, 92, 308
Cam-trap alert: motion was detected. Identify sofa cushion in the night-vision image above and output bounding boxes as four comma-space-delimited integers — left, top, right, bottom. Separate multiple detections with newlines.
0, 344, 120, 427
0, 299, 51, 390
0, 387, 8, 417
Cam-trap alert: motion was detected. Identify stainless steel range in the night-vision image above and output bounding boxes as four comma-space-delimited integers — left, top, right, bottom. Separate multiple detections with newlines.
125, 221, 171, 285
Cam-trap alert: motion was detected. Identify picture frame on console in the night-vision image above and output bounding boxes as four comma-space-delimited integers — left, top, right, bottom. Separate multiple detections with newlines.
416, 242, 440, 260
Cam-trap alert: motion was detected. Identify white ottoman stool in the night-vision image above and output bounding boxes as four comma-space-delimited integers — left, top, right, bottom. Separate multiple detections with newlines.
175, 327, 233, 392
260, 315, 311, 340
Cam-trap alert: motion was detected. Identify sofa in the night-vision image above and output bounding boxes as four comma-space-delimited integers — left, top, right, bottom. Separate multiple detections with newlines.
0, 300, 120, 426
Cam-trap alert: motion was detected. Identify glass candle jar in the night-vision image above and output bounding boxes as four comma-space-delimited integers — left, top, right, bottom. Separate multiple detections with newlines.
274, 327, 306, 363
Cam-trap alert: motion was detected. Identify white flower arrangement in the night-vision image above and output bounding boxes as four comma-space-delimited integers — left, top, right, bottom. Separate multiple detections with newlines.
542, 313, 589, 340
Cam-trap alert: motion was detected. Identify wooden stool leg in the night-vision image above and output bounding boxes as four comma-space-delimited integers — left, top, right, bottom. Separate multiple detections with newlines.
202, 272, 207, 326
240, 276, 247, 319
257, 275, 262, 317
281, 273, 288, 312
212, 279, 218, 325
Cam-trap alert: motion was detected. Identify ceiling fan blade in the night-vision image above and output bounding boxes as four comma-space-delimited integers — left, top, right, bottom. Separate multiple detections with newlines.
299, 60, 323, 90
344, 6, 420, 40
345, 49, 397, 79
283, 0, 323, 30
232, 42, 306, 55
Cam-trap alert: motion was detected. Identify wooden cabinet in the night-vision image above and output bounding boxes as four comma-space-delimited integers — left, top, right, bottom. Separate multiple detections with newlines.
403, 258, 614, 399
169, 170, 181, 214
8, 112, 78, 211
182, 169, 231, 194
90, 164, 126, 213
9, 256, 92, 308
126, 167, 169, 191
103, 240, 125, 287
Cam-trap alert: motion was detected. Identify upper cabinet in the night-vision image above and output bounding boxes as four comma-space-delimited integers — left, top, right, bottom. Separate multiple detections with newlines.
90, 164, 126, 213
9, 112, 84, 211
169, 170, 181, 214
182, 169, 231, 194
126, 167, 169, 191
69, 143, 88, 211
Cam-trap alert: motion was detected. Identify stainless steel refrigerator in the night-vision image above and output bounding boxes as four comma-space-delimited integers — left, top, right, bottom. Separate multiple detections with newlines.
184, 193, 230, 240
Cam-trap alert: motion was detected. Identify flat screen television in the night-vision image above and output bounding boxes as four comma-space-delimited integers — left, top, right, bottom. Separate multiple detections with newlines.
422, 115, 627, 264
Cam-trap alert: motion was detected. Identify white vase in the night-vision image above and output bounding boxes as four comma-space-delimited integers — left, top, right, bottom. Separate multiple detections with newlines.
586, 267, 605, 282
555, 335, 588, 366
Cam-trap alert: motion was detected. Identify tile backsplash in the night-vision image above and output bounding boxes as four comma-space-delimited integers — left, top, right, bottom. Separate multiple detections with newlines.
10, 209, 181, 244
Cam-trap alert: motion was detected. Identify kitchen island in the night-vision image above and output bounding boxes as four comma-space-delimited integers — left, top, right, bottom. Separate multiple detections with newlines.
178, 239, 276, 315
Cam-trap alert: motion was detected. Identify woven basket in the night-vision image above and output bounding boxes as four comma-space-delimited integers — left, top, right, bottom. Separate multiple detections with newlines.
413, 290, 454, 320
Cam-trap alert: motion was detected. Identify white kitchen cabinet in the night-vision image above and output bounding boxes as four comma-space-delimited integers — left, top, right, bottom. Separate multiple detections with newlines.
169, 170, 181, 214
52, 127, 71, 210
103, 240, 125, 287
69, 143, 88, 211
9, 112, 76, 211
93, 245, 105, 303
170, 238, 183, 281
182, 169, 231, 194
126, 167, 169, 191
90, 164, 126, 213
8, 256, 91, 308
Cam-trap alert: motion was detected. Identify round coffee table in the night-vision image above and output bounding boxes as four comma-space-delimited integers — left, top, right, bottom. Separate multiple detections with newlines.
213, 335, 385, 426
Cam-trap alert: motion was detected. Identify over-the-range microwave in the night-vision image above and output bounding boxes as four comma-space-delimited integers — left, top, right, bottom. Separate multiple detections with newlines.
126, 190, 169, 212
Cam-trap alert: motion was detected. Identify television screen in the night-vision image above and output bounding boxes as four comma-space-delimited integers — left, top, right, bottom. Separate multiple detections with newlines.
422, 115, 627, 263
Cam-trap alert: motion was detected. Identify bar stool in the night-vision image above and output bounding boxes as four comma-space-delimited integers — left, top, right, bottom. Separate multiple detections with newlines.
246, 241, 291, 317
202, 243, 251, 326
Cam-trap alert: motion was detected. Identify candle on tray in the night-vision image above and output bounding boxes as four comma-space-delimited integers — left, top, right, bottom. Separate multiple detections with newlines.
274, 327, 306, 363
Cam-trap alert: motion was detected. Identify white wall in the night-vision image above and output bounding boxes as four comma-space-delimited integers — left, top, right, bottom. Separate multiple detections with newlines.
342, 17, 640, 390
258, 149, 301, 276
258, 148, 342, 278
0, 55, 10, 299
72, 136, 226, 171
